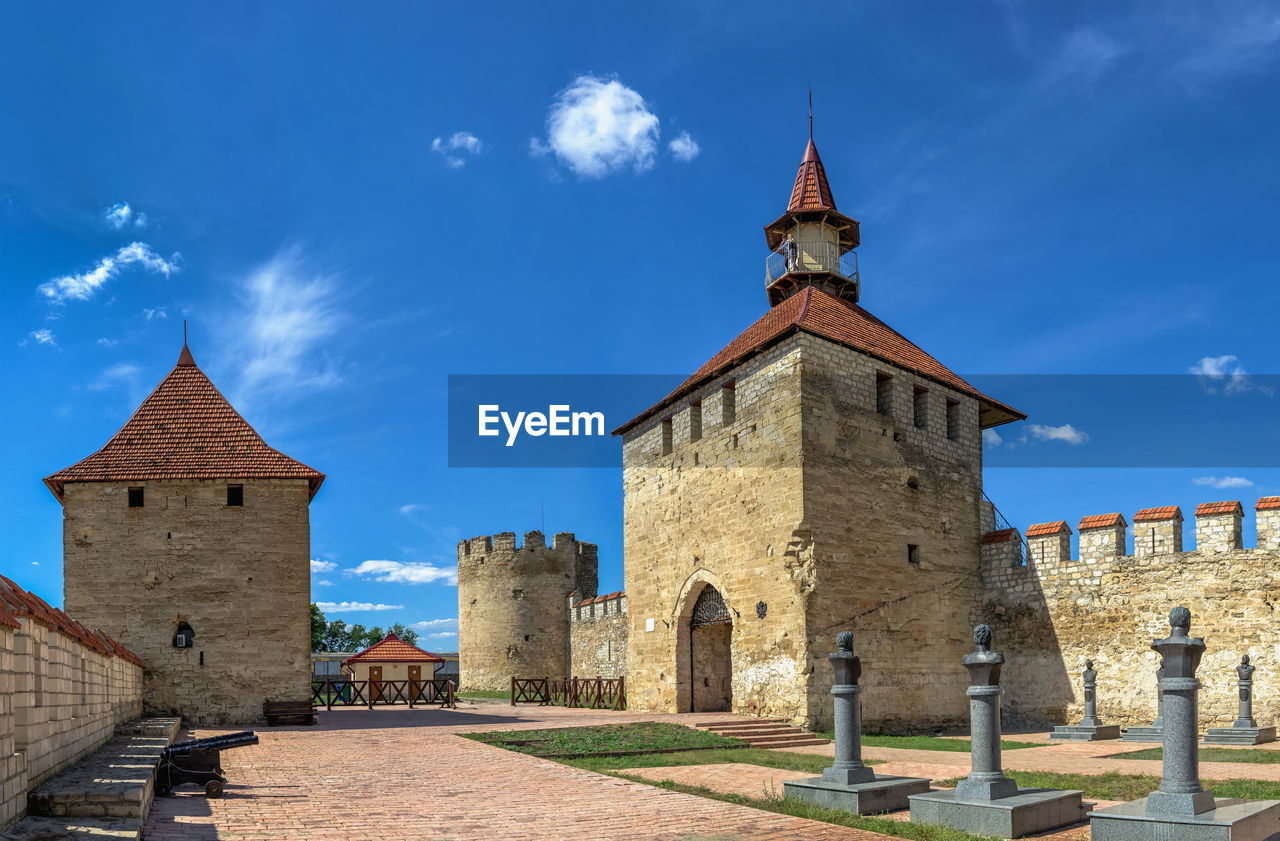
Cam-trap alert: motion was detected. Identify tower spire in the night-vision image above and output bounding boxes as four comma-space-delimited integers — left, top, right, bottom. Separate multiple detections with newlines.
177, 320, 196, 367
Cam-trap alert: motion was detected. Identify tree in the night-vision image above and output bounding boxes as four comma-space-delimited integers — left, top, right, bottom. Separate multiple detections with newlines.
310, 603, 327, 652
310, 605, 421, 651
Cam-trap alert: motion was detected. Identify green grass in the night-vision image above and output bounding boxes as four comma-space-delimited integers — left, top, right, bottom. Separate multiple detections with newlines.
615, 777, 1000, 841
560, 747, 877, 775
457, 688, 510, 700
1107, 746, 1280, 764
464, 722, 743, 756
940, 770, 1280, 802
816, 733, 1043, 752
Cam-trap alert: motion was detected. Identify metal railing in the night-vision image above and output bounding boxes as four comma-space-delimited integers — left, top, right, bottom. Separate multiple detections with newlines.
765, 241, 858, 286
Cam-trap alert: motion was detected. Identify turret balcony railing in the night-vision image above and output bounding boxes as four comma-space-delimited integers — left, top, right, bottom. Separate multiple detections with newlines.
766, 241, 859, 286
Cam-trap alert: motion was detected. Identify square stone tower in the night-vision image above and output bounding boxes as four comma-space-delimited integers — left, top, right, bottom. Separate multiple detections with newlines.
45, 341, 324, 724
614, 137, 1023, 731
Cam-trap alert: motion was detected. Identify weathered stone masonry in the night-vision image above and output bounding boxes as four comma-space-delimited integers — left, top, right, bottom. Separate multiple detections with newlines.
569, 592, 627, 679
0, 576, 143, 829
982, 497, 1280, 730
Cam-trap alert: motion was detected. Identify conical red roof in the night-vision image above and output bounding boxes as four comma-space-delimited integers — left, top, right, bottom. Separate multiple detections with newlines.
788, 139, 837, 211
344, 633, 443, 665
44, 345, 324, 500
613, 287, 1024, 434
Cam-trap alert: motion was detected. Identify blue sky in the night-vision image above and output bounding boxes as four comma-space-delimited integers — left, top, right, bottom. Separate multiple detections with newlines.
4, 1, 1280, 650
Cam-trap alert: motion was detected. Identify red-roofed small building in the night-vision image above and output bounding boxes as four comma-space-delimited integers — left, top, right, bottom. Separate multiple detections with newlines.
615, 130, 1024, 731
44, 339, 324, 724
344, 634, 444, 701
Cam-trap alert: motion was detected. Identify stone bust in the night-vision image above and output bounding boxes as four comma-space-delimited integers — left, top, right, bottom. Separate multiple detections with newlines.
1084, 659, 1097, 682
836, 630, 854, 653
1169, 606, 1192, 636
1239, 654, 1255, 682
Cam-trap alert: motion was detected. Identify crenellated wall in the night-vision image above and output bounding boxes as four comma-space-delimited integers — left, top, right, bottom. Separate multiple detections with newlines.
982, 497, 1280, 730
456, 531, 598, 690
569, 592, 628, 679
0, 575, 144, 829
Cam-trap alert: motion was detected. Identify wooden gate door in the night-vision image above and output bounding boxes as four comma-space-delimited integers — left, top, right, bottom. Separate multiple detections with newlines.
408, 665, 422, 701
370, 666, 383, 702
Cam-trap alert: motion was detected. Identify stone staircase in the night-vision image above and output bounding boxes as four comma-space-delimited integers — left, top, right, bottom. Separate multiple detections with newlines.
0, 718, 181, 841
698, 717, 830, 749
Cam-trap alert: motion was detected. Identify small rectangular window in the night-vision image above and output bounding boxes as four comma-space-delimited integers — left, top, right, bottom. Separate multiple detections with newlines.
227, 485, 244, 507
946, 399, 960, 441
913, 386, 929, 429
127, 487, 144, 508
908, 544, 921, 565
661, 418, 673, 455
876, 373, 893, 416
721, 382, 736, 425
689, 402, 702, 442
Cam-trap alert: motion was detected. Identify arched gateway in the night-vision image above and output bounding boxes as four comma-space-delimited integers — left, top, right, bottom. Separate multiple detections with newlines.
687, 585, 733, 712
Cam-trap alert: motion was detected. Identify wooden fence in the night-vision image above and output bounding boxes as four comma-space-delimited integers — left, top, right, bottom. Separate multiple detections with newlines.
311, 678, 457, 710
510, 676, 626, 710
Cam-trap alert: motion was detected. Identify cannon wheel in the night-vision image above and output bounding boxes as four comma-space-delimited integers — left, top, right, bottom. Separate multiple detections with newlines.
157, 785, 172, 797
205, 780, 225, 798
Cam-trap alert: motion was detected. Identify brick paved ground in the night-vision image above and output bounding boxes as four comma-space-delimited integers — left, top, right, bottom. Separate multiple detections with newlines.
144, 703, 900, 841
143, 706, 1280, 841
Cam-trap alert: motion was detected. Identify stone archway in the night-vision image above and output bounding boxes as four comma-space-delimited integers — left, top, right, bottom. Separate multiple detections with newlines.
688, 585, 733, 712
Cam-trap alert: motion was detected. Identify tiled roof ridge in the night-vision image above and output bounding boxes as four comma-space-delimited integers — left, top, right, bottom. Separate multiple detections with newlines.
573, 590, 626, 607
0, 574, 143, 665
1134, 506, 1183, 522
343, 632, 445, 665
1078, 513, 1127, 530
1196, 500, 1244, 516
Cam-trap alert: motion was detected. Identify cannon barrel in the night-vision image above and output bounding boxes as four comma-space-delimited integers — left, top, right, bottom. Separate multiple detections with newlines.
164, 732, 259, 756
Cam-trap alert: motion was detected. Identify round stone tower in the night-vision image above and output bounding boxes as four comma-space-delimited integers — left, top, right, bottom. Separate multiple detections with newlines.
457, 530, 597, 691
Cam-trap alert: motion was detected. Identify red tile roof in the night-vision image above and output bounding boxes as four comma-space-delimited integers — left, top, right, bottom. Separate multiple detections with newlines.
1134, 506, 1182, 522
788, 139, 837, 212
1257, 497, 1280, 511
613, 287, 1024, 434
1026, 521, 1071, 537
981, 528, 1017, 544
45, 344, 324, 500
573, 591, 625, 607
1078, 513, 1126, 530
1196, 500, 1243, 516
0, 605, 17, 629
344, 633, 444, 665
0, 575, 143, 665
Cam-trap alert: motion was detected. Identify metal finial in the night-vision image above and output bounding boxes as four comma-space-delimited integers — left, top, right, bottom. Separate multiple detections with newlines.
808, 87, 814, 140
183, 319, 187, 344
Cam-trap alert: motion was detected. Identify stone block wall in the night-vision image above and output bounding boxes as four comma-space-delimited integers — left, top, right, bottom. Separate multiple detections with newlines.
61, 478, 312, 725
983, 498, 1280, 730
569, 592, 627, 679
0, 576, 143, 830
457, 531, 598, 690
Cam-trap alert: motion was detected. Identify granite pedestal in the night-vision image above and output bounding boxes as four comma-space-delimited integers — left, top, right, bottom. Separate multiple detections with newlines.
784, 631, 931, 815
1204, 725, 1277, 745
1089, 797, 1280, 841
1052, 660, 1122, 741
1121, 726, 1165, 743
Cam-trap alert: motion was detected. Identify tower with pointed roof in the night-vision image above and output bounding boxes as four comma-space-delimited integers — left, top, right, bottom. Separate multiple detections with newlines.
46, 340, 324, 724
615, 135, 1024, 730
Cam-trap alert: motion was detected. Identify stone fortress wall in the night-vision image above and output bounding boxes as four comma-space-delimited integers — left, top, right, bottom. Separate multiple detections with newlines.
60, 478, 313, 725
982, 496, 1280, 730
569, 592, 627, 679
0, 576, 144, 829
457, 531, 598, 690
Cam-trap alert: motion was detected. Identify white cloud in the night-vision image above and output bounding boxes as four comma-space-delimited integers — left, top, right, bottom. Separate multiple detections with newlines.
426, 631, 458, 639
1023, 423, 1090, 445
534, 75, 661, 178
105, 202, 146, 230
311, 559, 337, 573
315, 579, 334, 586
431, 132, 484, 168
143, 307, 167, 321
398, 503, 424, 517
31, 561, 39, 566
315, 601, 403, 613
411, 618, 458, 631
668, 131, 700, 162
1189, 354, 1270, 395
231, 248, 344, 404
1193, 476, 1253, 489
89, 363, 142, 391
27, 328, 56, 346
96, 337, 118, 347
348, 559, 458, 586
982, 428, 1003, 447
38, 242, 180, 303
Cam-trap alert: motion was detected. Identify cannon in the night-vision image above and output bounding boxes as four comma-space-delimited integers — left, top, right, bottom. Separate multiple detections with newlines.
156, 730, 259, 797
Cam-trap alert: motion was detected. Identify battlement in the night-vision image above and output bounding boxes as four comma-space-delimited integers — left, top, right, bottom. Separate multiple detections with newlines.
568, 590, 627, 622
982, 496, 1280, 576
457, 530, 597, 563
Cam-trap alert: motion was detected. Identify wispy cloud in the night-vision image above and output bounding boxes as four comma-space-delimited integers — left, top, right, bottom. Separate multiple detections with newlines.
104, 202, 146, 230
1193, 475, 1253, 489
1022, 423, 1090, 446
38, 242, 180, 303
431, 132, 484, 168
1167, 2, 1280, 83
531, 75, 662, 178
1189, 354, 1271, 395
96, 337, 118, 347
425, 631, 457, 640
315, 579, 334, 586
143, 307, 167, 321
315, 601, 403, 612
231, 248, 344, 405
348, 559, 458, 586
982, 428, 1003, 447
411, 618, 458, 631
311, 559, 337, 573
89, 363, 142, 391
25, 328, 56, 346
668, 131, 700, 162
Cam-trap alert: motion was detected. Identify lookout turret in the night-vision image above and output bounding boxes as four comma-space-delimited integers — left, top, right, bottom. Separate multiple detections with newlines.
763, 137, 861, 306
